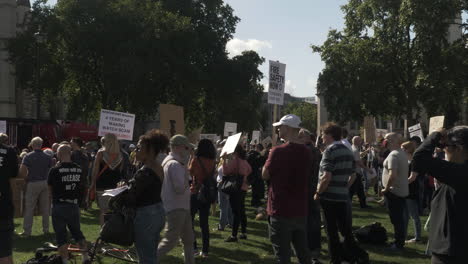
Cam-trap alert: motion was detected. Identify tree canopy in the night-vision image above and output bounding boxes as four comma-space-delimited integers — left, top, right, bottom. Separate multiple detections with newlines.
282, 101, 317, 133
313, 0, 468, 126
8, 0, 266, 134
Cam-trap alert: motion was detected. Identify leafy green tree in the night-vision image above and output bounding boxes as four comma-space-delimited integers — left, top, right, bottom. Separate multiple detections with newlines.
282, 101, 317, 133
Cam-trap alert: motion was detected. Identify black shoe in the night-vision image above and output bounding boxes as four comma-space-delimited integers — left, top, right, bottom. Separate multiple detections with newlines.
225, 236, 238, 242
239, 233, 247, 240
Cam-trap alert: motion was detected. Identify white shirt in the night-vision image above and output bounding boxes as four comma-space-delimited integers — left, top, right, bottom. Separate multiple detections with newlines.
161, 153, 191, 212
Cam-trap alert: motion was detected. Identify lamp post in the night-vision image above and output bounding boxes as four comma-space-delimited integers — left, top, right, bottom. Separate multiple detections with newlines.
34, 30, 45, 120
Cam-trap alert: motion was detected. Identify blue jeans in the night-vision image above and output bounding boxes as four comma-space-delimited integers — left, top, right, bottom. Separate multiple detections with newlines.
134, 203, 165, 264
218, 191, 232, 228
406, 199, 421, 240
51, 203, 85, 246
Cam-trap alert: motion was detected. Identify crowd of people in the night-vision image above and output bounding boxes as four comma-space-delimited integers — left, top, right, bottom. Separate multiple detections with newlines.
0, 114, 466, 264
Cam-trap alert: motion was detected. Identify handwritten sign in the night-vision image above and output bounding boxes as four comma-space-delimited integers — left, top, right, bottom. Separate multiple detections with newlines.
429, 116, 445, 134
98, 109, 135, 140
409, 123, 424, 141
268, 60, 286, 105
224, 122, 237, 137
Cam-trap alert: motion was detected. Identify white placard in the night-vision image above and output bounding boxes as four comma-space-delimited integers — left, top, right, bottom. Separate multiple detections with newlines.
224, 122, 237, 137
98, 109, 135, 140
429, 116, 445, 134
251, 131, 261, 145
268, 60, 286, 105
0, 120, 6, 134
220, 133, 242, 156
408, 123, 424, 141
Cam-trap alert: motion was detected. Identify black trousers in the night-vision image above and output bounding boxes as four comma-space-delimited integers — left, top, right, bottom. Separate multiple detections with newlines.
349, 173, 367, 208
432, 253, 463, 264
320, 199, 366, 264
229, 191, 247, 237
306, 199, 321, 252
385, 192, 408, 248
190, 194, 210, 253
251, 177, 265, 207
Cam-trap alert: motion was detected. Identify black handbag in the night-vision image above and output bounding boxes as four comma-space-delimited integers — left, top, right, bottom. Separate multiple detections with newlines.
196, 158, 218, 204
220, 159, 243, 195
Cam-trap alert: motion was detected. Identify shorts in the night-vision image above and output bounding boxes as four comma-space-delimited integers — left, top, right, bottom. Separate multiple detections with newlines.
52, 204, 85, 246
96, 191, 111, 211
0, 218, 14, 258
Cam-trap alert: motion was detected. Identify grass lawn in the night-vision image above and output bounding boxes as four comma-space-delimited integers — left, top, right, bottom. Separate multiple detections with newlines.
13, 193, 430, 264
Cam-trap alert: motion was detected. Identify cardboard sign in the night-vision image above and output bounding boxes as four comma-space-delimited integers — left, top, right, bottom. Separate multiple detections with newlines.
429, 116, 445, 134
98, 109, 135, 140
0, 120, 6, 134
363, 116, 376, 143
159, 104, 185, 137
409, 123, 424, 141
251, 131, 261, 145
224, 122, 237, 137
220, 133, 242, 156
268, 60, 286, 105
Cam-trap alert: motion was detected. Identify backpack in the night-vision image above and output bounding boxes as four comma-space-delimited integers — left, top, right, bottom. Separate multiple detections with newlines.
197, 158, 217, 204
354, 222, 388, 245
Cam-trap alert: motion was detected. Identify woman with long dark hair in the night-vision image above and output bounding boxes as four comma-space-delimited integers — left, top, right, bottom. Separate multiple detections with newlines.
188, 139, 216, 258
222, 144, 252, 242
412, 127, 468, 264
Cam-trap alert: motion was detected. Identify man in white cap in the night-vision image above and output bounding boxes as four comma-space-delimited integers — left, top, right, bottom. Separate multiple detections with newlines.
262, 114, 313, 264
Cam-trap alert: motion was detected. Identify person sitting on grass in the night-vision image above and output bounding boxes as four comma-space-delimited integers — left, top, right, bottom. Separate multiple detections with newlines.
48, 144, 89, 264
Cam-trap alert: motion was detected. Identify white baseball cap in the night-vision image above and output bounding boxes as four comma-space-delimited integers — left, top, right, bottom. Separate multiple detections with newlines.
272, 114, 302, 129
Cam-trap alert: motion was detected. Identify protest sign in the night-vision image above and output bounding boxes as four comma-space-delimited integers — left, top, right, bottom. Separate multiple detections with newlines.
220, 133, 242, 156
429, 116, 445, 134
159, 104, 185, 137
262, 136, 272, 148
268, 60, 286, 105
224, 122, 237, 137
363, 116, 376, 143
0, 120, 6, 133
98, 109, 135, 140
409, 123, 424, 141
251, 131, 261, 145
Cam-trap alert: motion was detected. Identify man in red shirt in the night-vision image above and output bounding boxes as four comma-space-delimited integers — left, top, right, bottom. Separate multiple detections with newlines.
263, 114, 312, 264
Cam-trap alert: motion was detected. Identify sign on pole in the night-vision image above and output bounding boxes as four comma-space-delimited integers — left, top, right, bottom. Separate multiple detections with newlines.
408, 123, 424, 141
220, 133, 242, 156
224, 122, 237, 137
268, 60, 286, 105
98, 109, 135, 140
251, 131, 261, 145
159, 104, 185, 137
0, 120, 6, 134
363, 116, 376, 143
429, 116, 445, 134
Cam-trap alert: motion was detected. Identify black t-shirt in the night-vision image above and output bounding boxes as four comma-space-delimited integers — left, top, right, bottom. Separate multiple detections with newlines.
47, 162, 83, 205
127, 167, 162, 208
71, 150, 89, 181
0, 144, 18, 220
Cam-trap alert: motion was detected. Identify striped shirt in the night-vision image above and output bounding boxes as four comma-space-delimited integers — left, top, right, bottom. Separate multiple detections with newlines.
319, 142, 355, 202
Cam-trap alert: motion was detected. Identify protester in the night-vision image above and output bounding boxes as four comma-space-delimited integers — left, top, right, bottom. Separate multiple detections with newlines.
246, 143, 265, 207
262, 114, 312, 264
381, 133, 409, 250
412, 127, 468, 264
298, 128, 322, 259
157, 135, 194, 264
188, 139, 216, 258
90, 133, 124, 225
350, 136, 370, 208
216, 160, 233, 231
222, 145, 252, 242
0, 134, 18, 264
315, 122, 368, 264
126, 130, 168, 264
70, 137, 90, 208
19, 137, 53, 237
401, 141, 421, 244
47, 144, 89, 264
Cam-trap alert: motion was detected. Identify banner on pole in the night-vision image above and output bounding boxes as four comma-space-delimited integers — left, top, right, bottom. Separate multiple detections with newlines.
268, 60, 286, 105
98, 109, 135, 140
224, 122, 237, 137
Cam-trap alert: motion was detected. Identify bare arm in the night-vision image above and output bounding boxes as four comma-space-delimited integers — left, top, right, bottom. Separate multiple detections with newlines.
18, 164, 28, 180
382, 169, 396, 193
315, 171, 332, 197
408, 171, 418, 184
90, 152, 102, 188
262, 166, 270, 181
348, 173, 357, 188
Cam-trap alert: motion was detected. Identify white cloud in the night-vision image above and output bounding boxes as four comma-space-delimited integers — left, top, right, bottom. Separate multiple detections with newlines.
226, 38, 272, 57
285, 79, 297, 95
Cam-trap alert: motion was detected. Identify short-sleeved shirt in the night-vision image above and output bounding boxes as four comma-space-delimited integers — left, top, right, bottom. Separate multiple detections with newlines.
264, 142, 311, 218
0, 144, 18, 220
382, 149, 409, 197
47, 162, 83, 205
319, 142, 355, 202
22, 150, 52, 182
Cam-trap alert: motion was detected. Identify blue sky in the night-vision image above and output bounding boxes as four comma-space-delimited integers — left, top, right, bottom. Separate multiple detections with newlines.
47, 0, 346, 97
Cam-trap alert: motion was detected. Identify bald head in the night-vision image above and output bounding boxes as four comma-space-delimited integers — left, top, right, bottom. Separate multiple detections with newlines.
352, 136, 362, 146
384, 133, 403, 150
57, 144, 72, 162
